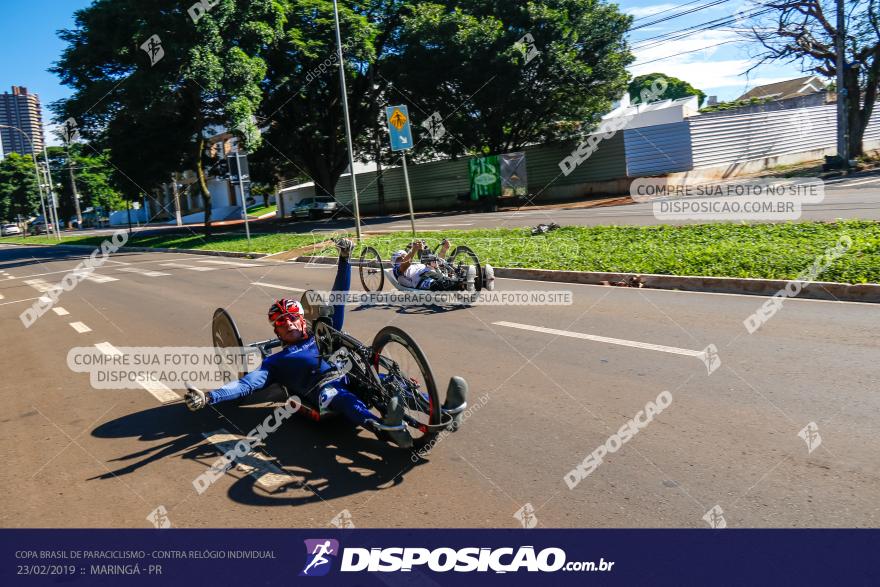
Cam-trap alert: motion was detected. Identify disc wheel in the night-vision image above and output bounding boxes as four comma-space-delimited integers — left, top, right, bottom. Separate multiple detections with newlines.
447, 245, 483, 291
359, 246, 385, 292
371, 326, 441, 451
212, 308, 248, 379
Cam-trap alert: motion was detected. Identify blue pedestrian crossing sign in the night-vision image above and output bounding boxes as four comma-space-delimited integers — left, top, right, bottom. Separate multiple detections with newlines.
386, 105, 413, 151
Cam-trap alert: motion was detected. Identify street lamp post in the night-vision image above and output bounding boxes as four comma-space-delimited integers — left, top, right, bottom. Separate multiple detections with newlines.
331, 0, 362, 242
0, 123, 51, 239
41, 147, 63, 240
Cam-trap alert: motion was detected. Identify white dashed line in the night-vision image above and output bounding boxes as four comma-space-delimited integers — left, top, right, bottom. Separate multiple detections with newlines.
52, 307, 69, 316
69, 321, 92, 333
493, 321, 706, 357
116, 267, 172, 277
93, 342, 181, 403
24, 278, 54, 293
79, 273, 119, 283
160, 263, 217, 272
202, 430, 297, 492
197, 259, 262, 267
251, 282, 305, 292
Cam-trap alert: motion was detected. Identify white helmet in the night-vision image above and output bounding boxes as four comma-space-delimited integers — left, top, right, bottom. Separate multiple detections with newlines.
390, 250, 407, 265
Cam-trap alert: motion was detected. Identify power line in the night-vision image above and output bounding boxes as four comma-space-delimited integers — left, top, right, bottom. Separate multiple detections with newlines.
633, 39, 741, 66
632, 7, 773, 50
630, 0, 733, 31
632, 0, 727, 23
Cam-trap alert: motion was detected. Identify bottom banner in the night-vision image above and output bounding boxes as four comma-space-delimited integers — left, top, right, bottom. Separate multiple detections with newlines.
2, 529, 877, 585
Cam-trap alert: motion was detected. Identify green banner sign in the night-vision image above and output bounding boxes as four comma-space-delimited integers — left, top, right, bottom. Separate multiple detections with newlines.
468, 155, 502, 200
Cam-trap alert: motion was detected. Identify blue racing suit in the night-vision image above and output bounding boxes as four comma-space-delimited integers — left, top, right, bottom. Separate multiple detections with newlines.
207, 257, 378, 427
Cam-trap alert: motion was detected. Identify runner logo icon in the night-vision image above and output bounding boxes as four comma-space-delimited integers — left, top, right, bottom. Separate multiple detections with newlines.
300, 539, 339, 576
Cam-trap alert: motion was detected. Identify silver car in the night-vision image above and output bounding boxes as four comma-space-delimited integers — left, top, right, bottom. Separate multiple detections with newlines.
1, 223, 22, 236
292, 196, 338, 220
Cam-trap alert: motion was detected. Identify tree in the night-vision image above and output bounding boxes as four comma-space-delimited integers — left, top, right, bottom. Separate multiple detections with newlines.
258, 0, 398, 199
386, 0, 634, 158
747, 0, 880, 157
52, 0, 286, 231
0, 153, 42, 222
44, 145, 124, 223
629, 73, 706, 106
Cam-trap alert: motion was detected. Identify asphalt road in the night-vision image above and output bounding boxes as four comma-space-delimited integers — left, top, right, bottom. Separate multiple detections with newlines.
0, 243, 878, 529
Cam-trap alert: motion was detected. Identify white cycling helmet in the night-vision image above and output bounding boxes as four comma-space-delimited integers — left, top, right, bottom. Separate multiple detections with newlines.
390, 250, 407, 265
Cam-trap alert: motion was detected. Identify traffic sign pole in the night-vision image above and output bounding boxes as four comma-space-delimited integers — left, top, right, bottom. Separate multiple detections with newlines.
401, 154, 416, 236
237, 152, 252, 252
385, 104, 417, 237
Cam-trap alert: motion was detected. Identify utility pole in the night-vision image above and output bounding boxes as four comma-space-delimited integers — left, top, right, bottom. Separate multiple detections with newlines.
66, 143, 83, 227
835, 0, 849, 169
41, 149, 62, 240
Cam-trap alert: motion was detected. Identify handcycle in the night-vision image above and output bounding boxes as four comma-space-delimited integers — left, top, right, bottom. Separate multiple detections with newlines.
210, 291, 466, 450
357, 240, 491, 294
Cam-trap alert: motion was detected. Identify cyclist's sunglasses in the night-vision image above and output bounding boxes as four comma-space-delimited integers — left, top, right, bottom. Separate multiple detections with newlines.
272, 311, 302, 326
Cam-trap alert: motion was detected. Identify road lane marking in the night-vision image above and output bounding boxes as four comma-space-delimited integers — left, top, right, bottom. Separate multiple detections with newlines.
93, 341, 180, 403
24, 278, 54, 293
202, 429, 297, 492
839, 176, 880, 187
79, 273, 119, 283
493, 321, 705, 357
69, 321, 92, 333
116, 267, 172, 277
95, 342, 121, 356
0, 296, 42, 306
197, 259, 262, 267
160, 262, 216, 271
52, 307, 69, 315
251, 282, 305, 292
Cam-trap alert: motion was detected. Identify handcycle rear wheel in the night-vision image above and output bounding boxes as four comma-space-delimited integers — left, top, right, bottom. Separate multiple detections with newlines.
371, 326, 441, 450
359, 246, 385, 292
447, 245, 483, 291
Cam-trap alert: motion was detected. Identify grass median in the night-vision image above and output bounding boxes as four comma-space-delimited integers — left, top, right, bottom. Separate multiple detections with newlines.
2, 221, 878, 283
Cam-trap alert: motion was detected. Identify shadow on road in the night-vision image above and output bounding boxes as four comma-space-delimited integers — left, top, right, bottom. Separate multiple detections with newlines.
90, 391, 420, 507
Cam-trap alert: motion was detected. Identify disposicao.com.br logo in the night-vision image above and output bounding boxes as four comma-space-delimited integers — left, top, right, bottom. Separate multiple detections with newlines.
300, 539, 614, 575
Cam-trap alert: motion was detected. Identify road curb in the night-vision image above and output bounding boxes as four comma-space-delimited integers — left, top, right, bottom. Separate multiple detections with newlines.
292, 255, 880, 303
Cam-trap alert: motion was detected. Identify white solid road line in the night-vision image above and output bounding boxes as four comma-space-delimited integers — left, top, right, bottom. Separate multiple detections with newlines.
93, 342, 180, 403
197, 259, 262, 267
202, 430, 298, 492
493, 321, 706, 357
251, 281, 305, 292
160, 262, 216, 272
839, 176, 880, 187
69, 321, 92, 333
52, 307, 69, 316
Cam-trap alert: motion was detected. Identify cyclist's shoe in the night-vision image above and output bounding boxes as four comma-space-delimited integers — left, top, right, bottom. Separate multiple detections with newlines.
375, 396, 413, 448
334, 237, 354, 258
465, 265, 477, 292
442, 376, 468, 431
185, 384, 208, 411
484, 264, 495, 291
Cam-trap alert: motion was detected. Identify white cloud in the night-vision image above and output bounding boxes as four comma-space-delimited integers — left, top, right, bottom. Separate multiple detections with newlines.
626, 3, 679, 18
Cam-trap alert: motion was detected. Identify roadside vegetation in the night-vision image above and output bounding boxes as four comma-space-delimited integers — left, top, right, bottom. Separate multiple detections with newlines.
4, 221, 878, 283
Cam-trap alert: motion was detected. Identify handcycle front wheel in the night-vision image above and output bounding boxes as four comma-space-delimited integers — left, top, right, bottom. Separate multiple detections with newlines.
447, 245, 483, 291
359, 246, 385, 292
371, 326, 441, 450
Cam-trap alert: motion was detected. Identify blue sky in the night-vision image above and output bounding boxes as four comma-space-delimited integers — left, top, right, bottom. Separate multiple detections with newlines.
1, 0, 810, 146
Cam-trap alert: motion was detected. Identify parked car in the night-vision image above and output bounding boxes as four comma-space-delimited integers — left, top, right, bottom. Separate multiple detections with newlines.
292, 196, 339, 220
1, 223, 22, 236
28, 220, 55, 235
